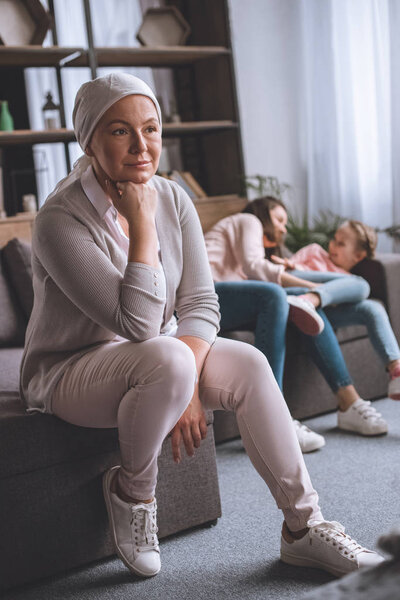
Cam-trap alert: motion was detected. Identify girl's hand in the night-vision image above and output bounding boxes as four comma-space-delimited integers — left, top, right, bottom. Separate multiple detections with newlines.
170, 389, 208, 463
271, 255, 296, 270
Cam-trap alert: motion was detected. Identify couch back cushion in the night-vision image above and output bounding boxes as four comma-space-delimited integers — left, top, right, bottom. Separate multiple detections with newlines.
2, 238, 34, 319
0, 253, 26, 347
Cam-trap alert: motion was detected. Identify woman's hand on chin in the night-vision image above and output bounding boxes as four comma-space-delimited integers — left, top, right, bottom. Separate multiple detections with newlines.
111, 180, 158, 226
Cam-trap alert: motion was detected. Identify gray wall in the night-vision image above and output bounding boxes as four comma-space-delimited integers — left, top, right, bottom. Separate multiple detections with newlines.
228, 0, 306, 215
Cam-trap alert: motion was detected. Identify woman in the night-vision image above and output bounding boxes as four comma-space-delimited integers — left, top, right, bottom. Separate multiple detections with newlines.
205, 197, 389, 447
20, 73, 383, 579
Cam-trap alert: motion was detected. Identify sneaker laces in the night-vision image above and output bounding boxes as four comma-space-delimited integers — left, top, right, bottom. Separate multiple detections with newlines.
353, 400, 383, 422
130, 502, 159, 552
308, 520, 366, 559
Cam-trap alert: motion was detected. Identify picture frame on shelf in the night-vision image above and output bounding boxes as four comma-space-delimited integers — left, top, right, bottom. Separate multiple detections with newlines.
0, 0, 52, 46
136, 7, 191, 47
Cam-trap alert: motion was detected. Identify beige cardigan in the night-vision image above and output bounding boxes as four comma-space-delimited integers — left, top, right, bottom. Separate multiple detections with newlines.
204, 213, 284, 284
20, 175, 220, 413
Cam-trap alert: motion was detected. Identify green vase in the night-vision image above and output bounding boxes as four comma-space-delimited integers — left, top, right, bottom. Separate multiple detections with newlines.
0, 100, 14, 131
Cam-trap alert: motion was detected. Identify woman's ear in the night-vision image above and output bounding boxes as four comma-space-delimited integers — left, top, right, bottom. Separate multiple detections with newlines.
85, 145, 94, 158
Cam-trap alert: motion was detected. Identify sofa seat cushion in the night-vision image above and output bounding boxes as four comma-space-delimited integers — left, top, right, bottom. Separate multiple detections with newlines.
0, 346, 214, 479
0, 257, 26, 347
221, 324, 369, 355
2, 238, 33, 319
0, 348, 23, 393
0, 396, 214, 479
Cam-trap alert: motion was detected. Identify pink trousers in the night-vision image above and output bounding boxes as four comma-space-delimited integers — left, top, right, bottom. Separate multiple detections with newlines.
52, 336, 323, 532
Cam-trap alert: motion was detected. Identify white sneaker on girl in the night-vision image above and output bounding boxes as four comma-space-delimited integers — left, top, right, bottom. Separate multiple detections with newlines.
287, 296, 325, 336
337, 398, 388, 435
388, 375, 400, 400
281, 520, 385, 577
292, 419, 326, 453
103, 466, 161, 577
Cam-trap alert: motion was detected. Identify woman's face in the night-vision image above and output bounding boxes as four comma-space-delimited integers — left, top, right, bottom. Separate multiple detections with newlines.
269, 204, 288, 245
87, 95, 161, 185
328, 225, 365, 270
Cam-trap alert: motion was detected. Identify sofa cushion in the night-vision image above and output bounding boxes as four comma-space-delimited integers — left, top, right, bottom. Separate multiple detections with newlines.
351, 256, 387, 304
0, 344, 215, 479
2, 238, 33, 319
0, 395, 215, 479
0, 255, 26, 347
0, 348, 23, 393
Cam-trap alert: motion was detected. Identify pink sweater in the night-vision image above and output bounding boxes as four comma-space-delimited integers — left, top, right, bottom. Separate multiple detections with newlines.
204, 213, 284, 284
292, 243, 348, 274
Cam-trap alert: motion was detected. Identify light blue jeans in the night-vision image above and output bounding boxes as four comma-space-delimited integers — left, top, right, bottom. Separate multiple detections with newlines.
216, 277, 400, 393
326, 300, 400, 366
287, 270, 400, 367
216, 281, 353, 392
288, 270, 370, 307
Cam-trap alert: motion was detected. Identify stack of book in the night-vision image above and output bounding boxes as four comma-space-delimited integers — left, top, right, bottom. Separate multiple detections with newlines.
158, 170, 207, 199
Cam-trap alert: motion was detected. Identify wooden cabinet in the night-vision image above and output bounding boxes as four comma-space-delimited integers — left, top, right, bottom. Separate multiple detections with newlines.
0, 0, 245, 211
0, 213, 35, 248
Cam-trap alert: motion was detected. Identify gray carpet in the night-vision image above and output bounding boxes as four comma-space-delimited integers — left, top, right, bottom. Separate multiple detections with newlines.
4, 398, 399, 600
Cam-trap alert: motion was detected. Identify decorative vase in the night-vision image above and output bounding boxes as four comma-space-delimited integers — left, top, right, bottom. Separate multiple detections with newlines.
0, 101, 14, 131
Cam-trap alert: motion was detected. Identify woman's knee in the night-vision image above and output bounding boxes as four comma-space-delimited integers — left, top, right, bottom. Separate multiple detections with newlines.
128, 336, 197, 401
258, 282, 288, 312
221, 338, 274, 386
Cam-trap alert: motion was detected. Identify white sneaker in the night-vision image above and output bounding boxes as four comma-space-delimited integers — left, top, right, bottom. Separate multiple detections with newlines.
292, 419, 326, 453
337, 399, 388, 436
281, 520, 385, 577
388, 376, 400, 400
103, 466, 161, 577
287, 296, 325, 336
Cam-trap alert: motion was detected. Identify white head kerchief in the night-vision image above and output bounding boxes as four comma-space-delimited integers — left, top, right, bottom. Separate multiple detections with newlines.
73, 72, 162, 151
47, 73, 161, 200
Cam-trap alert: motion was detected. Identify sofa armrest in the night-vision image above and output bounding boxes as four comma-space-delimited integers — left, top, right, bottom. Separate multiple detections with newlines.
352, 253, 400, 341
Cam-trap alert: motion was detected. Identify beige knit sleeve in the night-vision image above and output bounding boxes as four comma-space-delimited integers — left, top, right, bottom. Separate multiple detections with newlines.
33, 205, 167, 341
171, 183, 220, 344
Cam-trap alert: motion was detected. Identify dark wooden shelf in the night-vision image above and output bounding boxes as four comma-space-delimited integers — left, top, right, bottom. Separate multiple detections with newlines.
0, 46, 84, 67
0, 128, 75, 145
164, 120, 237, 136
0, 45, 230, 68
0, 122, 238, 146
80, 46, 230, 67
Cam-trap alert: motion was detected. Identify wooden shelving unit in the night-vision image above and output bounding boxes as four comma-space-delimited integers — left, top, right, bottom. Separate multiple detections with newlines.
0, 45, 230, 68
0, 121, 238, 146
0, 0, 245, 212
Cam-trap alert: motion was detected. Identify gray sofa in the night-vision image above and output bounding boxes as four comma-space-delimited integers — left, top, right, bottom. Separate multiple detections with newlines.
0, 238, 222, 591
213, 253, 400, 443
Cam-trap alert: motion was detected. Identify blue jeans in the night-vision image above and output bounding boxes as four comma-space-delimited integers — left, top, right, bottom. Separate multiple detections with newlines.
215, 280, 353, 392
326, 300, 400, 366
288, 270, 370, 307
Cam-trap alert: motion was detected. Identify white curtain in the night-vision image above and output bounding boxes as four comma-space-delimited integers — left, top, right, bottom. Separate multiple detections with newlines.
302, 0, 396, 250
24, 0, 158, 206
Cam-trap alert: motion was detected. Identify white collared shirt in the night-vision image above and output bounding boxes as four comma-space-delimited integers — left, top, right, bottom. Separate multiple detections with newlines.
81, 166, 130, 256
